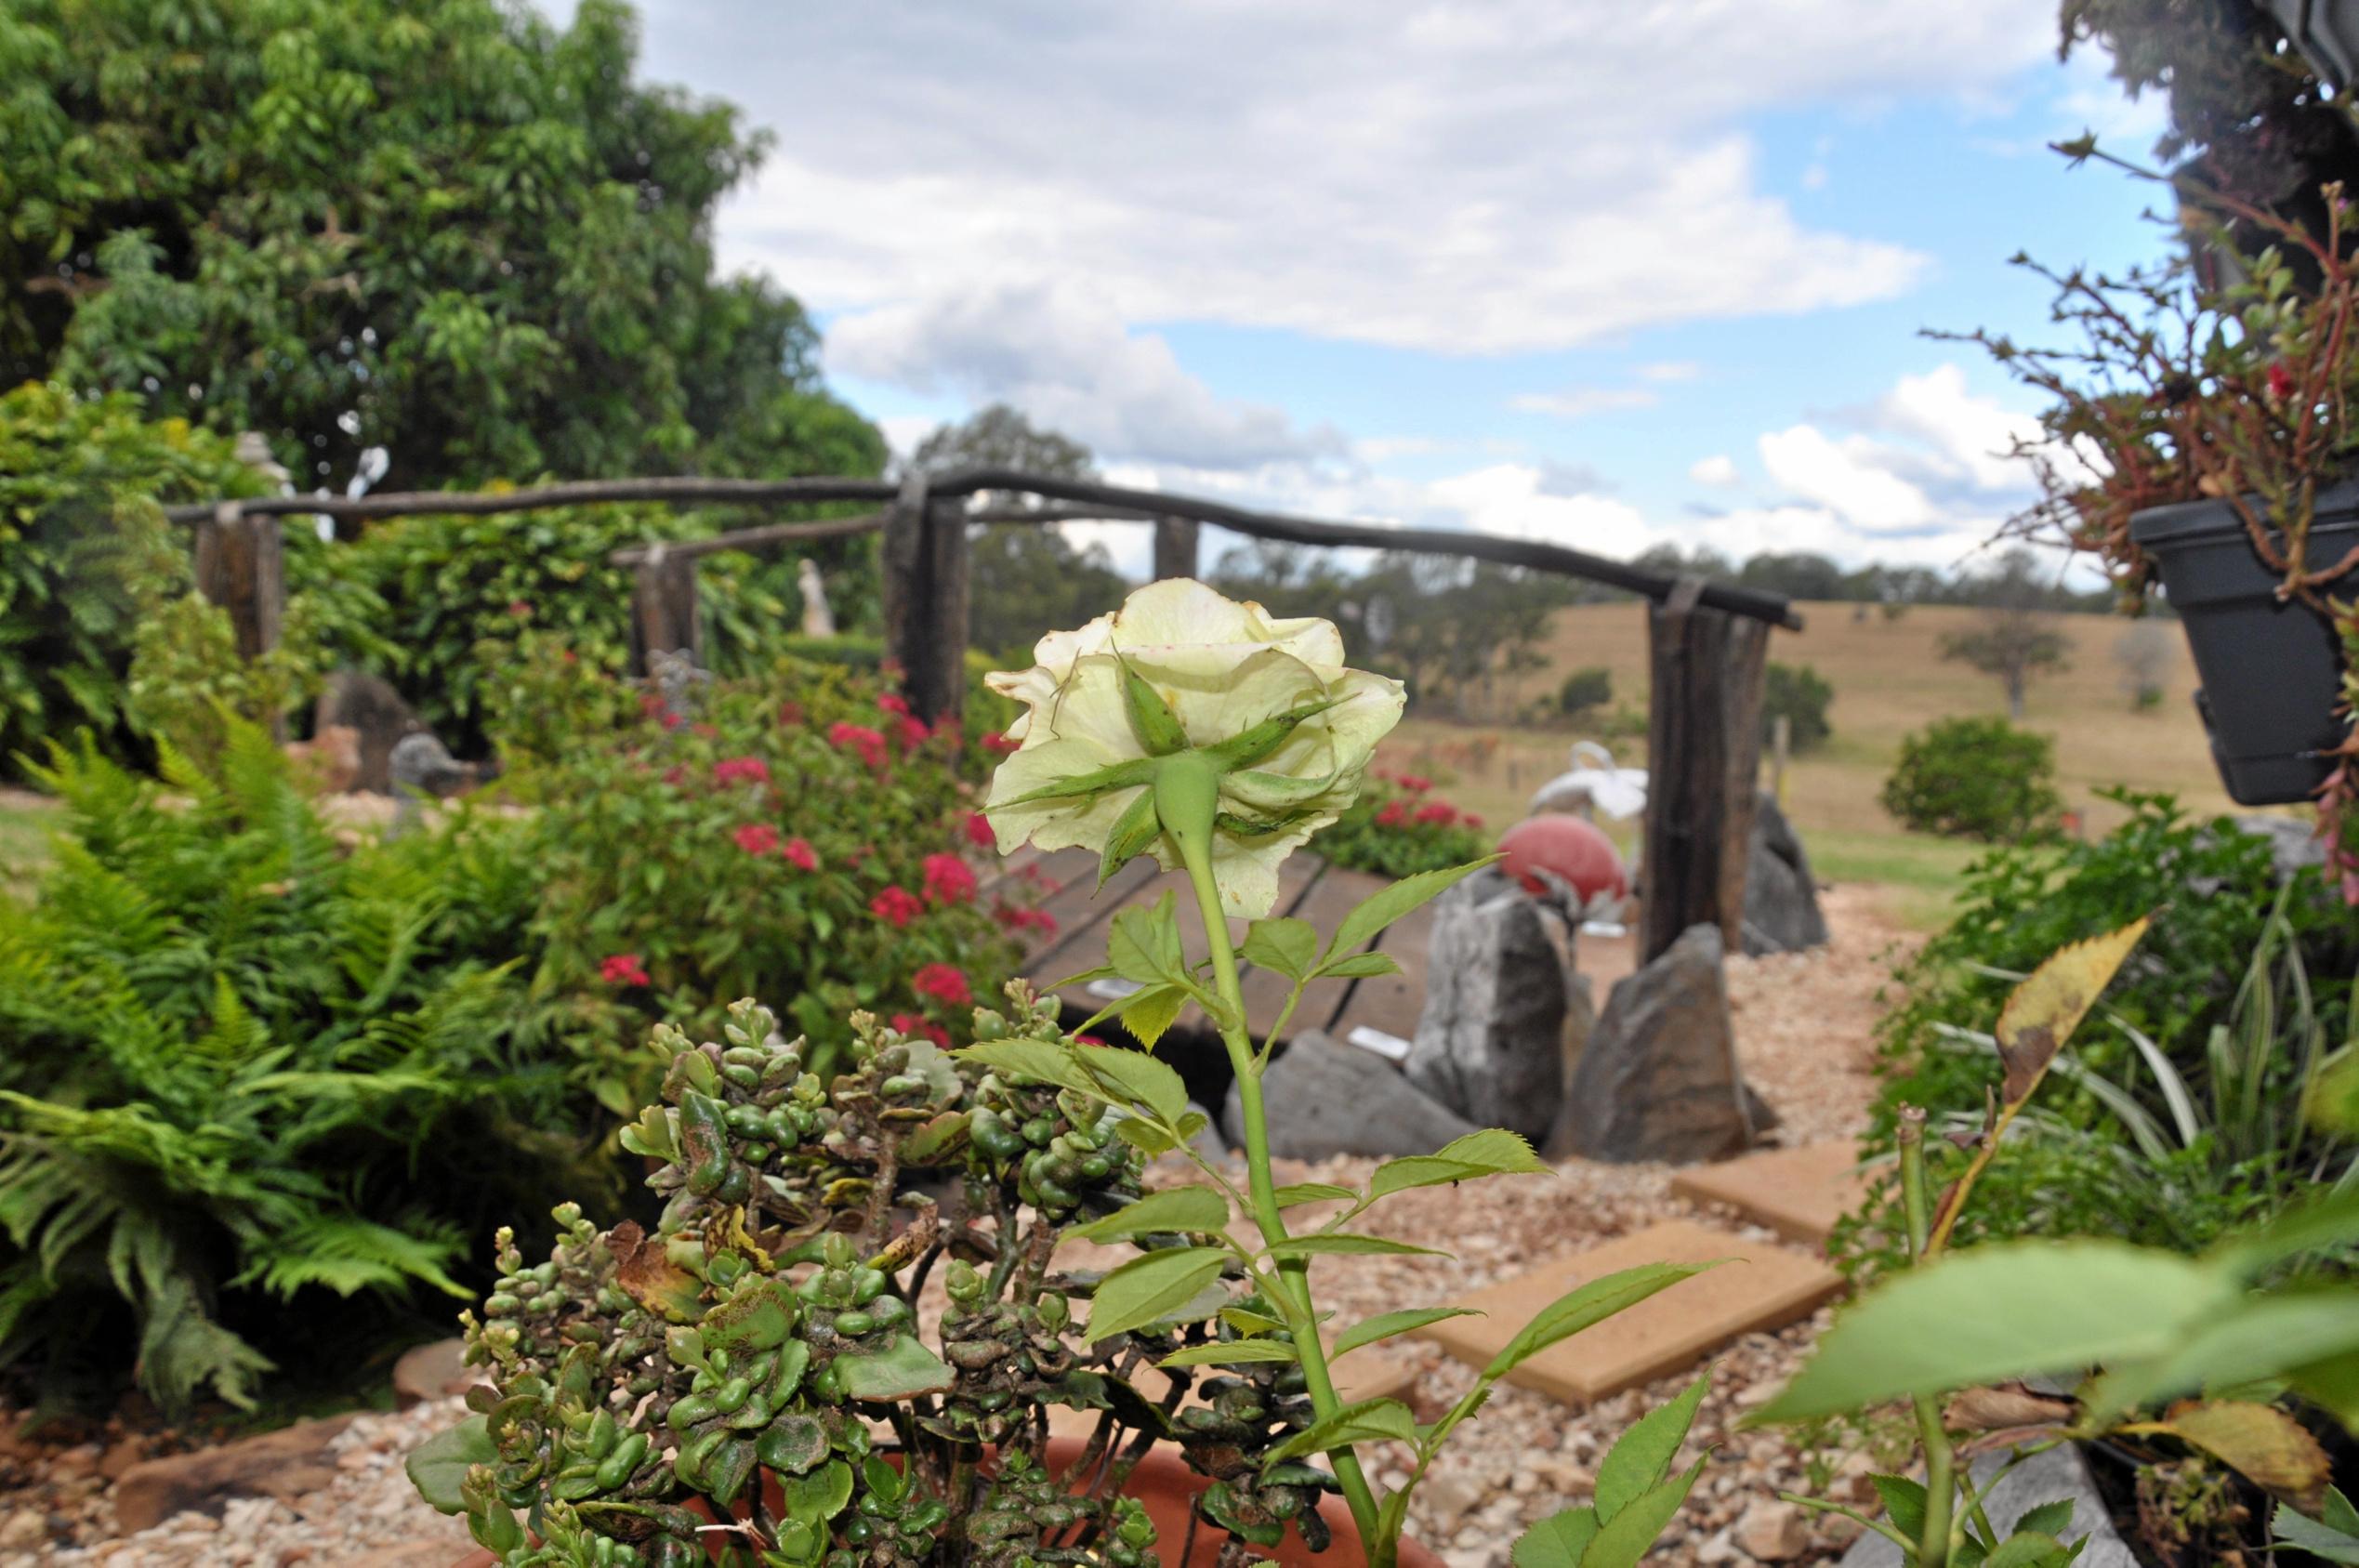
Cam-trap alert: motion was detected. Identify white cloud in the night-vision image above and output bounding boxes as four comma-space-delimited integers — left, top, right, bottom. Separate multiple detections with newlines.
1508, 387, 1661, 420
1690, 454, 1743, 487
1639, 361, 1706, 383
662, 1, 2058, 355
1759, 424, 1940, 531
876, 415, 935, 459
829, 279, 1341, 470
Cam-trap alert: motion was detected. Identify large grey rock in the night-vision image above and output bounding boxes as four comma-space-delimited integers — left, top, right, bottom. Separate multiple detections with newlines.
1549, 923, 1764, 1164
2235, 813, 2328, 877
1223, 1030, 1479, 1160
1837, 1443, 2136, 1568
1743, 792, 1828, 956
315, 670, 421, 794
1403, 866, 1569, 1143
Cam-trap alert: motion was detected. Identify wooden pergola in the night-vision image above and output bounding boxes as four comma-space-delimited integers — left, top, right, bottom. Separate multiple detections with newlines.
166, 469, 1799, 963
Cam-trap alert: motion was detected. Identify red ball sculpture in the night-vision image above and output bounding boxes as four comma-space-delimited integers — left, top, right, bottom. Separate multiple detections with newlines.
1497, 814, 1628, 904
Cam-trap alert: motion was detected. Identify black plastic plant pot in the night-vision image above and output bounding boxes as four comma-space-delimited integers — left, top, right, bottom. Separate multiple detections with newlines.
2130, 489, 2359, 806
2264, 0, 2359, 91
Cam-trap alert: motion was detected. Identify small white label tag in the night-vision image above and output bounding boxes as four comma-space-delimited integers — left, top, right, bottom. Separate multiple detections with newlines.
1086, 977, 1144, 1002
1344, 1026, 1412, 1061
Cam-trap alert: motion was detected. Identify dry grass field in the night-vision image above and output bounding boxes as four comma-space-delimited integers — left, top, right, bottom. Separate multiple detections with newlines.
1375, 600, 2266, 929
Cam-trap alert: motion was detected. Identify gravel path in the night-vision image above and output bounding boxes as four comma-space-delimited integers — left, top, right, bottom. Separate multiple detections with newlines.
7, 887, 1917, 1567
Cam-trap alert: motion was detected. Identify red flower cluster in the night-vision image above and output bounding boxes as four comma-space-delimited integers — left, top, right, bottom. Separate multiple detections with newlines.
829, 721, 888, 770
911, 962, 971, 1007
870, 885, 924, 928
2269, 362, 2298, 402
600, 953, 650, 987
1376, 800, 1407, 827
890, 1012, 951, 1047
995, 903, 1057, 938
1414, 800, 1458, 826
713, 756, 771, 786
733, 823, 781, 856
877, 692, 912, 718
923, 852, 978, 905
784, 837, 819, 872
896, 716, 932, 751
981, 731, 1021, 756
1396, 772, 1433, 794
963, 811, 996, 850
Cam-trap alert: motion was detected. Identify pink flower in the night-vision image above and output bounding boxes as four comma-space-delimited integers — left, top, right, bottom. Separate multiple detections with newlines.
897, 716, 931, 751
1398, 773, 1433, 795
2269, 362, 2297, 402
1376, 801, 1408, 828
912, 963, 971, 1008
1415, 801, 1458, 826
779, 700, 806, 727
600, 953, 650, 987
995, 903, 1057, 937
964, 811, 996, 850
878, 692, 912, 717
829, 721, 888, 770
714, 756, 771, 786
1464, 812, 1484, 829
733, 823, 782, 856
661, 765, 688, 788
784, 837, 819, 872
923, 852, 978, 905
982, 731, 1021, 756
691, 722, 718, 740
870, 886, 924, 928
890, 1012, 951, 1047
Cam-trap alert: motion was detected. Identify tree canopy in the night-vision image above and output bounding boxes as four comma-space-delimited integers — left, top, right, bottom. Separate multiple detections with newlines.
1, 0, 882, 499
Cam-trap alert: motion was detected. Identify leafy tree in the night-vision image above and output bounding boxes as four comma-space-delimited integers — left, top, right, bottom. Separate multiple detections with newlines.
1881, 714, 2064, 841
1737, 551, 1847, 601
904, 405, 1128, 661
2, 0, 881, 504
1938, 549, 2073, 718
1557, 666, 1613, 720
1761, 662, 1834, 751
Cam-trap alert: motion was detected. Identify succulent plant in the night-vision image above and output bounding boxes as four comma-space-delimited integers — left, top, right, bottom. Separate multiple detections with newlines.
411, 989, 1327, 1566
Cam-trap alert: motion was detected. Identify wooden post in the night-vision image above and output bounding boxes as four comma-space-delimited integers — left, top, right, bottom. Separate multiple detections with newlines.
1638, 578, 1772, 965
1153, 515, 1200, 581
880, 475, 970, 725
629, 543, 701, 676
192, 503, 284, 663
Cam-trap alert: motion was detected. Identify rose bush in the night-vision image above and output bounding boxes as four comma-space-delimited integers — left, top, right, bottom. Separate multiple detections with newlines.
481, 637, 1031, 1101
1309, 768, 1490, 879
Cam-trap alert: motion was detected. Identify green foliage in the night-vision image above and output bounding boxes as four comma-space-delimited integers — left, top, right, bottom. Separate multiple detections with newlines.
1844, 792, 2355, 1272
0, 384, 262, 775
1310, 771, 1490, 879
1513, 1375, 1710, 1568
1880, 715, 2062, 842
1762, 662, 1834, 752
3, 0, 880, 496
1556, 666, 1613, 720
485, 639, 1024, 1099
0, 725, 610, 1408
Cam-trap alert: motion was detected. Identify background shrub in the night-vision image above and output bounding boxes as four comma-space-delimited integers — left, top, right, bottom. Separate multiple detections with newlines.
0, 385, 268, 776
0, 728, 612, 1409
1311, 770, 1490, 879
1556, 665, 1613, 720
1761, 661, 1834, 752
1879, 713, 2062, 840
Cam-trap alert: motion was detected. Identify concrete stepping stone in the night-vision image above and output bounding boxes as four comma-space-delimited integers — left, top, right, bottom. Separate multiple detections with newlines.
1668, 1139, 1876, 1249
1412, 1219, 1842, 1403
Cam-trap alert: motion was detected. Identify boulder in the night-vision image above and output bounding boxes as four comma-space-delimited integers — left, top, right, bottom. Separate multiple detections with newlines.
1742, 792, 1828, 956
113, 1415, 357, 1534
392, 1337, 476, 1407
1548, 924, 1764, 1164
2234, 813, 2328, 877
315, 671, 423, 795
1222, 1030, 1479, 1160
1402, 865, 1569, 1143
1837, 1443, 2136, 1568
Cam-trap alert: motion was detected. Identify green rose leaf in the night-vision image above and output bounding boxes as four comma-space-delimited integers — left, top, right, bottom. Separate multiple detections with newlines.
1488, 1261, 1716, 1381
1118, 983, 1189, 1050
1241, 916, 1321, 982
2273, 1486, 2359, 1564
1261, 1396, 1418, 1466
1316, 951, 1403, 980
1273, 1181, 1358, 1208
1266, 1234, 1448, 1258
1325, 856, 1502, 966
958, 1037, 1189, 1124
1064, 1186, 1230, 1245
1333, 1307, 1483, 1359
1512, 1507, 1601, 1568
1087, 1246, 1230, 1343
1159, 1339, 1301, 1368
1594, 1372, 1710, 1521
1369, 1129, 1549, 1200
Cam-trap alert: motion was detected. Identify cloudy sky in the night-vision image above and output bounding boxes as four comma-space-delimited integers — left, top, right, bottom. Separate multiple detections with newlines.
558, 1, 2166, 579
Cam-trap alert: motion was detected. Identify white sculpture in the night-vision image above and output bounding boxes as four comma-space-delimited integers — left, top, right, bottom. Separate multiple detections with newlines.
1528, 740, 1648, 822
797, 558, 836, 638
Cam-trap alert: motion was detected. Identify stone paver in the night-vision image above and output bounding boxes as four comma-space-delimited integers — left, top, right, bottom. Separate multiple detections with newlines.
1667, 1139, 1875, 1249
1412, 1219, 1842, 1403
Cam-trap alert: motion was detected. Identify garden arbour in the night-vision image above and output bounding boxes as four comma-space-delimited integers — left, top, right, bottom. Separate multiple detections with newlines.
164, 465, 1802, 970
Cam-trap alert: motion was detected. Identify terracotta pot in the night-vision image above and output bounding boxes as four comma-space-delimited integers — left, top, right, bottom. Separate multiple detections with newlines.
450, 1435, 1440, 1568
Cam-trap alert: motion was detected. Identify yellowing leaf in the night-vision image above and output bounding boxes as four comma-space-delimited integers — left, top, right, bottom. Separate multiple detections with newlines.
2154, 1399, 2331, 1511
1993, 914, 2150, 1106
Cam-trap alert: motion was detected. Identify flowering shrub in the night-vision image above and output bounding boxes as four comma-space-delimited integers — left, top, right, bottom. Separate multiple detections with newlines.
484, 638, 1027, 1099
1308, 769, 1491, 879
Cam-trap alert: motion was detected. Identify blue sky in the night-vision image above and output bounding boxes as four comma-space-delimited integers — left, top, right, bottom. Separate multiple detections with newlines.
563, 1, 2169, 580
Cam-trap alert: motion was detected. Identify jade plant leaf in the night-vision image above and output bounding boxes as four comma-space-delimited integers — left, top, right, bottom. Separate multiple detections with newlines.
834, 1334, 955, 1401
407, 1414, 496, 1514
1087, 1246, 1229, 1342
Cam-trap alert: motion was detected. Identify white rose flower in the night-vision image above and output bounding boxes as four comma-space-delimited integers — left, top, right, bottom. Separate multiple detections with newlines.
982, 579, 1404, 918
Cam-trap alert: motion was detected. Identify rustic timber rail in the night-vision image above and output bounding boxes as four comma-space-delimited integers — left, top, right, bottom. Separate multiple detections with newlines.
165, 467, 1797, 962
